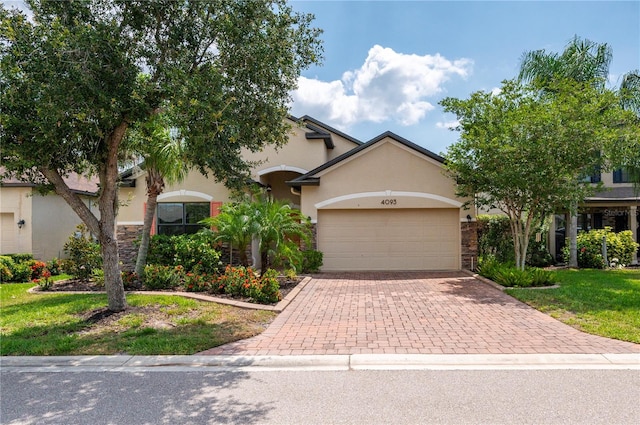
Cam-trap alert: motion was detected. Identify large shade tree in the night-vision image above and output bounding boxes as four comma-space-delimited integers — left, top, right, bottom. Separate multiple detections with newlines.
441, 79, 639, 270
518, 36, 640, 266
0, 0, 322, 311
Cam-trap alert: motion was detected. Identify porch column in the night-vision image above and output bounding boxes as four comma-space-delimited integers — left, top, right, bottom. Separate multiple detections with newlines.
631, 206, 638, 265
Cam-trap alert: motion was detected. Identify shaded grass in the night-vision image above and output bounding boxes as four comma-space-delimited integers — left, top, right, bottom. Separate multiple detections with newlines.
505, 268, 640, 343
0, 283, 276, 355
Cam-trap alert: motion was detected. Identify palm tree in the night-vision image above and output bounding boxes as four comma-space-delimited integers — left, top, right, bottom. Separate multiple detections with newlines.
128, 114, 190, 277
518, 36, 640, 267
202, 201, 258, 266
254, 198, 311, 273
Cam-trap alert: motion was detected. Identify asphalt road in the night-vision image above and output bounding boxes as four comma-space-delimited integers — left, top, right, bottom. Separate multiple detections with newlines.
2, 367, 639, 424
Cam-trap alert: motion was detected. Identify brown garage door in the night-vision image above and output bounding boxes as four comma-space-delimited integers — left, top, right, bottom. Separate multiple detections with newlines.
317, 208, 460, 271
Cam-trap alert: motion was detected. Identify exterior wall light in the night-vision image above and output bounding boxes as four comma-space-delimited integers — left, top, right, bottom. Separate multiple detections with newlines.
17, 219, 26, 229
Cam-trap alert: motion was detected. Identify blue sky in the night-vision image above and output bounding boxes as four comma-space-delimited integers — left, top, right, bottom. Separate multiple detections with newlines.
288, 1, 640, 155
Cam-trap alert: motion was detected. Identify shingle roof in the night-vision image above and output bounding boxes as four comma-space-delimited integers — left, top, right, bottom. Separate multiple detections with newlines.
1, 168, 99, 195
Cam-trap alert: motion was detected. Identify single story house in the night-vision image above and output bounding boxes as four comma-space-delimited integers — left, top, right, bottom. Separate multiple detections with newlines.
0, 171, 99, 260
117, 115, 478, 271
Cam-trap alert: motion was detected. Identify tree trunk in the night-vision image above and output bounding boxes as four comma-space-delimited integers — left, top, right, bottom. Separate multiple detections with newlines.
134, 193, 159, 277
100, 230, 127, 312
569, 209, 578, 268
135, 169, 164, 277
98, 121, 129, 312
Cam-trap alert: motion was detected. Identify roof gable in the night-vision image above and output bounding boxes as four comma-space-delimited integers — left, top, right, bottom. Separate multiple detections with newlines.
288, 131, 444, 186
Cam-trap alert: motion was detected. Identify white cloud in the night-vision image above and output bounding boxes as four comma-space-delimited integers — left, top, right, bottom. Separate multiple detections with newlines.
291, 45, 472, 129
435, 120, 460, 130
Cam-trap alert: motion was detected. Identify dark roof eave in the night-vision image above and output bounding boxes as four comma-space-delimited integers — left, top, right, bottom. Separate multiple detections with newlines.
286, 178, 320, 187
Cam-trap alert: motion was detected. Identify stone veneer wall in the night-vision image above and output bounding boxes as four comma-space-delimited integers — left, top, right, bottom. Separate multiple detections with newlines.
461, 221, 478, 270
117, 225, 143, 272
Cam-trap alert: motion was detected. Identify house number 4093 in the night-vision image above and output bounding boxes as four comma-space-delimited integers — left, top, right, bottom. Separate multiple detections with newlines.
380, 199, 397, 205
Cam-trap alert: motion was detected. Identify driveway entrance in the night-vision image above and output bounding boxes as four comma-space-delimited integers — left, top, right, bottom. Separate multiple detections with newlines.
200, 272, 640, 356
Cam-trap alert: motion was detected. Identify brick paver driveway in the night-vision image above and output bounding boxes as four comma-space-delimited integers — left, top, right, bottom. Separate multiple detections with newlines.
200, 272, 640, 356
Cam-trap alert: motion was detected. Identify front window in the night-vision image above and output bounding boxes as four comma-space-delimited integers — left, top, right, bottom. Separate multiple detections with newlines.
613, 168, 634, 183
157, 202, 209, 235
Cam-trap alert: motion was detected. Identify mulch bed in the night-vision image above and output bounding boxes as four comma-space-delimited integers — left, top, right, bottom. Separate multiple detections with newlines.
35, 275, 303, 305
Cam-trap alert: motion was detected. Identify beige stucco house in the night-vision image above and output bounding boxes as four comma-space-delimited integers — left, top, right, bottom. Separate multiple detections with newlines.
0, 172, 99, 260
116, 116, 477, 271
549, 169, 639, 264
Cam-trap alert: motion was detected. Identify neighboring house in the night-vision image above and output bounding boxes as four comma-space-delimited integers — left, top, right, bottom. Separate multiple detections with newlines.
117, 115, 478, 271
0, 171, 99, 260
549, 169, 639, 264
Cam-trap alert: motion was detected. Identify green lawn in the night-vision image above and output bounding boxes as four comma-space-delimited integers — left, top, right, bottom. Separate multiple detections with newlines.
0, 283, 276, 356
506, 268, 640, 344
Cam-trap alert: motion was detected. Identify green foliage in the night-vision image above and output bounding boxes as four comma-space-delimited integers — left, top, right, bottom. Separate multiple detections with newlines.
173, 232, 222, 275
250, 269, 281, 304
477, 215, 553, 267
146, 235, 176, 266
91, 269, 105, 288
202, 200, 259, 266
7, 253, 33, 263
142, 265, 183, 290
254, 198, 313, 272
147, 233, 222, 274
442, 78, 639, 269
477, 257, 555, 288
563, 227, 639, 268
301, 249, 323, 273
477, 215, 514, 263
0, 256, 15, 282
63, 225, 102, 280
46, 258, 63, 276
11, 262, 32, 283
0, 0, 322, 311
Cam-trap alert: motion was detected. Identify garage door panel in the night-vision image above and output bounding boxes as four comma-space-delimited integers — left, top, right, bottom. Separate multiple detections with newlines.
318, 209, 459, 271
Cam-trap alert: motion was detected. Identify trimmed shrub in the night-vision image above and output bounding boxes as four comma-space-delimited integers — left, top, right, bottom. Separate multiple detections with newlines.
11, 262, 32, 283
0, 256, 15, 282
63, 224, 102, 280
147, 233, 222, 274
301, 249, 323, 273
146, 234, 177, 267
250, 268, 281, 304
183, 272, 214, 293
143, 264, 183, 290
173, 232, 222, 274
563, 227, 639, 268
8, 253, 33, 263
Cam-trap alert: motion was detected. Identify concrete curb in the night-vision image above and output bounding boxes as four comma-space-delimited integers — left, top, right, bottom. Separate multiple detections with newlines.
27, 276, 313, 312
2, 353, 638, 372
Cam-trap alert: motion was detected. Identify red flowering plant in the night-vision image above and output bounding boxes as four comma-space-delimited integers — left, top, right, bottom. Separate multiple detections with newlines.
30, 261, 47, 280
183, 272, 213, 293
217, 265, 258, 298
215, 265, 282, 304
33, 268, 53, 290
